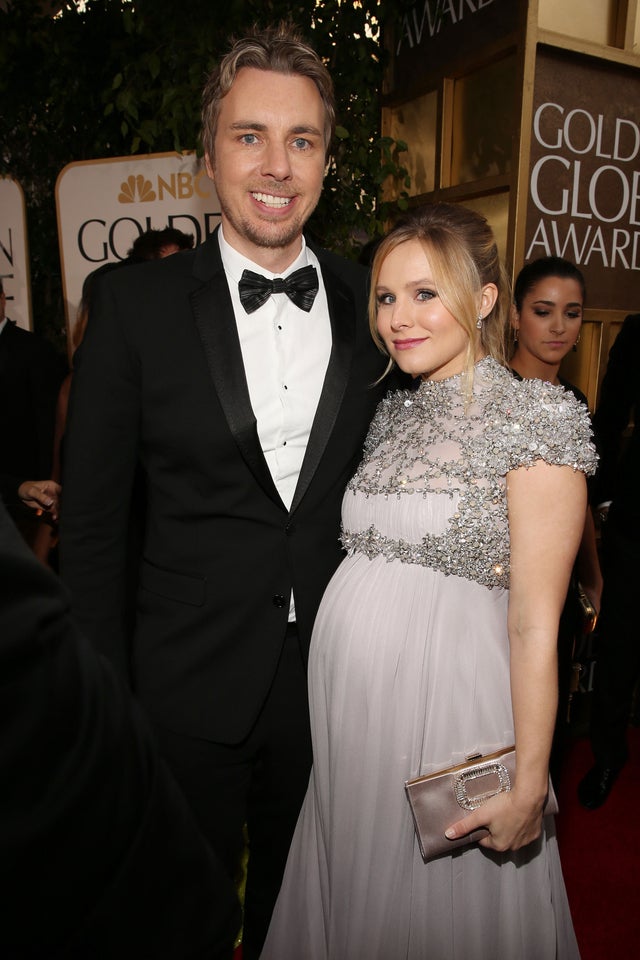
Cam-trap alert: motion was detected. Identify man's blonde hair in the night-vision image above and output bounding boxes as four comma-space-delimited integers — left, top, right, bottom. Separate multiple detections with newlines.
201, 22, 335, 161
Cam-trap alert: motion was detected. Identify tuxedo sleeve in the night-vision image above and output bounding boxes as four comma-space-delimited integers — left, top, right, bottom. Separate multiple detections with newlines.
60, 274, 141, 679
0, 504, 239, 959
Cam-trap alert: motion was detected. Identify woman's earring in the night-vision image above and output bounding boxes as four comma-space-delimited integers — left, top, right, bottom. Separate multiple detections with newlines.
513, 329, 519, 344
476, 313, 483, 330
573, 333, 581, 352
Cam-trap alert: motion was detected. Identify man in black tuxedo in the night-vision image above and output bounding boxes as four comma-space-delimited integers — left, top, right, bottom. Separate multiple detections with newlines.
578, 312, 640, 809
61, 23, 391, 957
0, 501, 240, 959
0, 279, 66, 547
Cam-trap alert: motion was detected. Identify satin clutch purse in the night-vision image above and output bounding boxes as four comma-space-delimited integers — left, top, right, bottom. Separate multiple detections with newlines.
405, 746, 559, 862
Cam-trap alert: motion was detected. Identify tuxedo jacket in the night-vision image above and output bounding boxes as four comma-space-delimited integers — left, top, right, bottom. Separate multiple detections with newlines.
61, 231, 391, 743
0, 503, 239, 959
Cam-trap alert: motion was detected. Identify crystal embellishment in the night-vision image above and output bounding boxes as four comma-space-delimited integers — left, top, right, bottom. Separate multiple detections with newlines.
454, 760, 511, 811
340, 357, 597, 589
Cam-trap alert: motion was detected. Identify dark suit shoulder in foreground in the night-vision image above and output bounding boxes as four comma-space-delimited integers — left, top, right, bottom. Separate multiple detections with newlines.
0, 504, 239, 959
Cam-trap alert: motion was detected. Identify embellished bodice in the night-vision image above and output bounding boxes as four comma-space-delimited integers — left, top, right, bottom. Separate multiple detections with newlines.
341, 357, 597, 588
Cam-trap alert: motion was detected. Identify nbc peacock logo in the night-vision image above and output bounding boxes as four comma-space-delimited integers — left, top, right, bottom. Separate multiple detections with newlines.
118, 175, 156, 203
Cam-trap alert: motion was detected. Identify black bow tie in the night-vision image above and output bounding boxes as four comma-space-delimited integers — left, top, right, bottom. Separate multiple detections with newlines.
238, 265, 319, 314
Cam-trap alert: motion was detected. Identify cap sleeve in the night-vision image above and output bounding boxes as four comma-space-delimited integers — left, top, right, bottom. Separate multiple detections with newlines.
494, 379, 598, 476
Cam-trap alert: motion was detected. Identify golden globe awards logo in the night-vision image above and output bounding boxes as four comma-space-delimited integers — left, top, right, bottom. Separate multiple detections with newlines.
395, 0, 497, 52
524, 48, 640, 308
389, 0, 515, 99
526, 104, 640, 270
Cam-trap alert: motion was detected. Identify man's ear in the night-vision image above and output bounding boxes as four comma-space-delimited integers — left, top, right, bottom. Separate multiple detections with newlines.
204, 153, 215, 181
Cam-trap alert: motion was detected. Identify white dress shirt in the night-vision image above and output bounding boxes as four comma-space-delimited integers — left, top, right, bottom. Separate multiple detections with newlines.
218, 228, 332, 620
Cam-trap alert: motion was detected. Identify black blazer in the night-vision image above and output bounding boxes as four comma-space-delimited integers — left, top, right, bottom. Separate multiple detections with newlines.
0, 503, 239, 959
61, 231, 391, 743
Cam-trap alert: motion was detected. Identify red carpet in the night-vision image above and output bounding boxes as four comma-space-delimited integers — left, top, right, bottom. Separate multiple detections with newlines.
234, 731, 640, 959
556, 729, 640, 959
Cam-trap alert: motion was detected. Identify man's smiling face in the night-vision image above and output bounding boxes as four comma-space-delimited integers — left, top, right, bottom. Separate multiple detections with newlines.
205, 66, 327, 272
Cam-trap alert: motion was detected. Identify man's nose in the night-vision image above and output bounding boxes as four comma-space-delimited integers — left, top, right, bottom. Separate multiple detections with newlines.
260, 141, 293, 181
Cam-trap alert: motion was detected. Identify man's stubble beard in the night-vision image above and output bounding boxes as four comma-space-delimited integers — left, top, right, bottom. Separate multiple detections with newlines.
241, 218, 305, 250
219, 193, 321, 253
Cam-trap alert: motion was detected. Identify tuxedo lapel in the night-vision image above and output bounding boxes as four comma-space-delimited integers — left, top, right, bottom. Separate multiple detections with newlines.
290, 260, 355, 515
189, 240, 284, 508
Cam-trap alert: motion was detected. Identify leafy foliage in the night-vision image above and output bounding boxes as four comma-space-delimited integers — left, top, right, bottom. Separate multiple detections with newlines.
0, 0, 409, 344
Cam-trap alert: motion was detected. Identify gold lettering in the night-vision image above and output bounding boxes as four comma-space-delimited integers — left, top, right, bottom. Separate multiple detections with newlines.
158, 175, 177, 200
194, 168, 212, 199
177, 173, 194, 199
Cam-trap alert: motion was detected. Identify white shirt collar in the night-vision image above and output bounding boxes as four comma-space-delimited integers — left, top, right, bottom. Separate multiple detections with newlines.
218, 227, 311, 285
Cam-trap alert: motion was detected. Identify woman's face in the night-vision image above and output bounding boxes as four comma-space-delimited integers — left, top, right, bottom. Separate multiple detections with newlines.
513, 276, 583, 368
375, 239, 471, 381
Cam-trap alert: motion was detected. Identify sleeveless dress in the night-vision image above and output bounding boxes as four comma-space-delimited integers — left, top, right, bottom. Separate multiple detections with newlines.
261, 357, 597, 960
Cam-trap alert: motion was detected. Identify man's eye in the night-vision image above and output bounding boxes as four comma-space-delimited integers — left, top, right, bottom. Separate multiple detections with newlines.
292, 137, 310, 149
240, 134, 259, 145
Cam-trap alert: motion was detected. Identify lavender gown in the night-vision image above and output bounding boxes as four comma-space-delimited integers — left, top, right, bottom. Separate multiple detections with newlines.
261, 358, 596, 960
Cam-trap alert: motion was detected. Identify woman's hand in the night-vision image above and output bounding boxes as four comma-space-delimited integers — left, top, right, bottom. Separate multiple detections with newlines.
445, 788, 546, 853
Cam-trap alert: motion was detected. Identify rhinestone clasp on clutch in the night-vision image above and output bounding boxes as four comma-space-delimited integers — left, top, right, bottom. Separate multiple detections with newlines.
453, 760, 511, 811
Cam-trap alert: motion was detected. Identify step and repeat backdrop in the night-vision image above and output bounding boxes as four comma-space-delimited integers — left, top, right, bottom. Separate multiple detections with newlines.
0, 176, 33, 331
2, 152, 220, 348
55, 151, 220, 348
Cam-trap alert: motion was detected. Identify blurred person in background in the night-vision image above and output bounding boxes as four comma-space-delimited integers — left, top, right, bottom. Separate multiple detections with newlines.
578, 312, 640, 809
0, 277, 66, 560
127, 225, 195, 260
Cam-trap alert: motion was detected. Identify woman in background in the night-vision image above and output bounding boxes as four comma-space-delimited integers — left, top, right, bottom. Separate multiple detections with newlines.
511, 256, 587, 399
261, 205, 596, 959
511, 257, 602, 782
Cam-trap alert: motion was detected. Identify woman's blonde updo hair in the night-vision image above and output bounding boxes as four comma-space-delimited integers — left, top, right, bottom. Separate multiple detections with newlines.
368, 202, 511, 391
